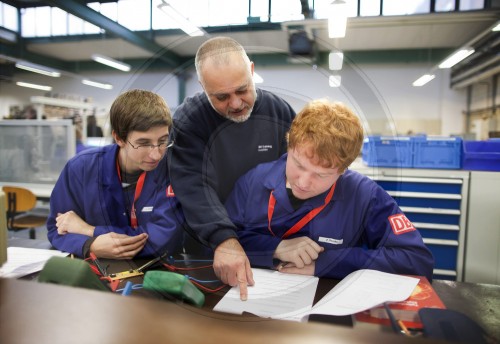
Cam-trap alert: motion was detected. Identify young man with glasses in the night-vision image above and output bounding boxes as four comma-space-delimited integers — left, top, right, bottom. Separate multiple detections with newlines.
47, 89, 184, 259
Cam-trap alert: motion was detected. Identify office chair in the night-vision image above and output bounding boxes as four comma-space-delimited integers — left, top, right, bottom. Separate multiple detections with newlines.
2, 186, 48, 239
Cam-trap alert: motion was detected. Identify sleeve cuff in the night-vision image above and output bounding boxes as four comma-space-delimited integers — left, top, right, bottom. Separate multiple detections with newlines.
82, 237, 97, 258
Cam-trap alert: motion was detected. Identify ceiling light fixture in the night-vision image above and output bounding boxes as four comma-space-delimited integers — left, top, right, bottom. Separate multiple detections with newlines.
15, 62, 61, 77
329, 75, 342, 87
91, 54, 131, 72
412, 74, 435, 87
82, 79, 113, 90
438, 48, 475, 69
328, 0, 347, 38
329, 50, 344, 70
16, 81, 52, 91
492, 22, 500, 31
157, 1, 205, 37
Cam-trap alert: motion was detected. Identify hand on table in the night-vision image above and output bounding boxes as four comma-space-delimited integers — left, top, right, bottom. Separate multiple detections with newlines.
90, 232, 148, 259
213, 238, 254, 301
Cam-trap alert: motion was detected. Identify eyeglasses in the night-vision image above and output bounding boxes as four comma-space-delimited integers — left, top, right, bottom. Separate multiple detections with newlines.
127, 140, 173, 151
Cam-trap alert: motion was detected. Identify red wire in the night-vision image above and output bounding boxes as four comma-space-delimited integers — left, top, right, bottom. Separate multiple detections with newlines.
162, 262, 213, 271
88, 264, 102, 276
190, 279, 227, 293
86, 259, 225, 293
162, 262, 227, 293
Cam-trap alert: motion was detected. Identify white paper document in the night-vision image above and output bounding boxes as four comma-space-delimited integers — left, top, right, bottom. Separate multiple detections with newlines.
309, 269, 419, 316
0, 247, 68, 278
213, 268, 319, 322
213, 268, 419, 321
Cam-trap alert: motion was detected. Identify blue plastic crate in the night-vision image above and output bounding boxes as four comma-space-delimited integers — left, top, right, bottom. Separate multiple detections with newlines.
362, 136, 413, 168
413, 136, 462, 169
462, 140, 500, 171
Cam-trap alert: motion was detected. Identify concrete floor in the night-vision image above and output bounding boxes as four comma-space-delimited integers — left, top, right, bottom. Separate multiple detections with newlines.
8, 225, 48, 242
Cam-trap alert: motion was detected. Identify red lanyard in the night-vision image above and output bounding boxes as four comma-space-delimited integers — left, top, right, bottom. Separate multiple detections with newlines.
268, 183, 336, 239
116, 159, 146, 229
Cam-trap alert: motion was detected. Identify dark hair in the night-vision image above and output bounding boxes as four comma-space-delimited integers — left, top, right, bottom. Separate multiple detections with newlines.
109, 89, 172, 142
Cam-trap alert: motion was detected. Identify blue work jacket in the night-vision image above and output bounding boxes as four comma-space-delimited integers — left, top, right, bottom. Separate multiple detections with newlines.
47, 144, 184, 257
225, 154, 434, 280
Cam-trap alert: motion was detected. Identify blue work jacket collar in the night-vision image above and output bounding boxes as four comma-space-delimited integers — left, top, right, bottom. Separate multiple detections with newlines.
101, 144, 120, 185
100, 144, 124, 208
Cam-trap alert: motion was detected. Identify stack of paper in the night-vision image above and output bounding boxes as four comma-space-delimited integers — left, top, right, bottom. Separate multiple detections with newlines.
213, 268, 319, 322
0, 247, 68, 278
214, 268, 419, 322
309, 269, 419, 316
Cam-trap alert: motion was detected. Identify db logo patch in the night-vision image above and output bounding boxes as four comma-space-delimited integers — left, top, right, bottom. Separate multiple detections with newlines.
388, 214, 416, 235
166, 185, 175, 197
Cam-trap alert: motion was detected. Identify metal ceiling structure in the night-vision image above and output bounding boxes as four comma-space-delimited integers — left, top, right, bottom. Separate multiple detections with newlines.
449, 21, 500, 88
43, 0, 182, 67
0, 0, 499, 89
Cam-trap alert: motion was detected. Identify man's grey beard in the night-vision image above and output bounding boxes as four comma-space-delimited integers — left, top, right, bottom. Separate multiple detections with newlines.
208, 88, 258, 123
220, 108, 253, 123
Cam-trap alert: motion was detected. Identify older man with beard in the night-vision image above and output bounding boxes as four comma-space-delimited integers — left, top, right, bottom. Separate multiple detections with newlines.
168, 36, 296, 301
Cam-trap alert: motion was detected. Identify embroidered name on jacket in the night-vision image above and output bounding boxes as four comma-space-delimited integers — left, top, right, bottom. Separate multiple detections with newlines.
319, 237, 343, 245
258, 144, 273, 152
388, 214, 416, 235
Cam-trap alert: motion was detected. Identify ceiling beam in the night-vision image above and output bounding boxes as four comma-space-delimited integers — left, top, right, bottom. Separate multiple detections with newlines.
44, 0, 183, 68
2, 1, 118, 9
0, 40, 74, 71
1, 1, 46, 8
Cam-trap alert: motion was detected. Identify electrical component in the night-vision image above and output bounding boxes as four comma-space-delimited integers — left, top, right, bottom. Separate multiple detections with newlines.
143, 270, 205, 307
38, 256, 109, 292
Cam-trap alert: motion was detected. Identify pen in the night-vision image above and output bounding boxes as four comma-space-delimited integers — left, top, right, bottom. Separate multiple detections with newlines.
277, 262, 290, 271
90, 252, 108, 277
383, 302, 403, 334
136, 252, 167, 273
397, 320, 411, 336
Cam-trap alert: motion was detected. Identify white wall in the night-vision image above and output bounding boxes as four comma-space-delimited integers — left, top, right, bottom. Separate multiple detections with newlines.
252, 62, 466, 136
0, 61, 467, 136
467, 77, 500, 140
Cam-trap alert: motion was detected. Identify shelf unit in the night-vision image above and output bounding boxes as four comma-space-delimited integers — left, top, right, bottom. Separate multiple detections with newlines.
352, 165, 470, 281
30, 96, 95, 142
